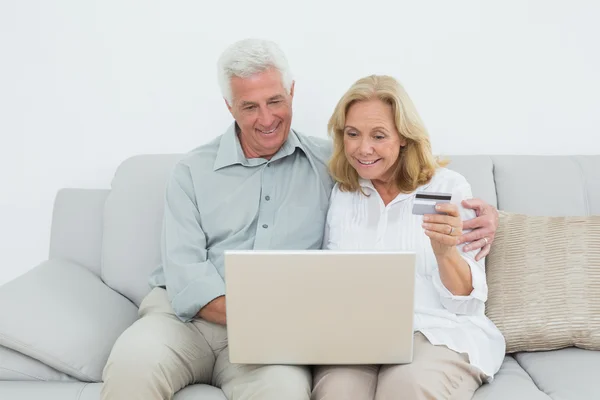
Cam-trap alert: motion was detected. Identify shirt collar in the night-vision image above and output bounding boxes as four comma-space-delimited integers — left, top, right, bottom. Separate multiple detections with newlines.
213, 122, 305, 171
359, 176, 434, 201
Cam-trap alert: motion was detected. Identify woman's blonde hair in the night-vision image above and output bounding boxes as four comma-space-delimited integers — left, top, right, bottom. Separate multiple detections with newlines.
328, 75, 447, 193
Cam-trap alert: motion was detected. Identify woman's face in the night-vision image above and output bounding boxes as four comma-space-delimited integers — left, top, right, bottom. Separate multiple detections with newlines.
343, 99, 406, 184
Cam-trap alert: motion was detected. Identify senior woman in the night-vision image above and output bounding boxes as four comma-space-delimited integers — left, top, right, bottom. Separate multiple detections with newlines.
311, 75, 505, 400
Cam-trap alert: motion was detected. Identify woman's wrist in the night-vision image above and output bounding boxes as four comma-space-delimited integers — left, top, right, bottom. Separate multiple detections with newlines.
436, 247, 473, 296
435, 246, 461, 267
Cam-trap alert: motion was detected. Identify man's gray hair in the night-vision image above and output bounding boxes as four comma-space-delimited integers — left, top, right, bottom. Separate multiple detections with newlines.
217, 38, 293, 105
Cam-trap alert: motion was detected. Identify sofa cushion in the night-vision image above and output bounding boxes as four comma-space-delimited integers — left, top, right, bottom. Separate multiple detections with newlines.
515, 348, 600, 400
0, 345, 75, 381
574, 155, 600, 214
101, 154, 182, 306
472, 356, 550, 400
49, 188, 109, 277
0, 382, 96, 400
485, 211, 600, 353
490, 156, 592, 216
445, 156, 498, 209
0, 382, 227, 400
0, 260, 139, 382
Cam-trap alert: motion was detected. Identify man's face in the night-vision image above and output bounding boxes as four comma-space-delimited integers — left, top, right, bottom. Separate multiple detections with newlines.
227, 68, 294, 159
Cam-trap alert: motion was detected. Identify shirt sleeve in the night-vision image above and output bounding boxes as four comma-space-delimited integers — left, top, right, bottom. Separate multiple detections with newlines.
161, 162, 225, 322
431, 179, 488, 316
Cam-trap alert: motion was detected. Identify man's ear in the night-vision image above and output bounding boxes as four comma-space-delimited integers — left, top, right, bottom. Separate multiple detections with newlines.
289, 81, 295, 99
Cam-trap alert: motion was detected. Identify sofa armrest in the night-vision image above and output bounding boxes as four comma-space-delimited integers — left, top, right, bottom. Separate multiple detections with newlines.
0, 259, 139, 382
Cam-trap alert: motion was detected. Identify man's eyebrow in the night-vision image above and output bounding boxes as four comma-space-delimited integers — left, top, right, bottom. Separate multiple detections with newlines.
239, 96, 283, 107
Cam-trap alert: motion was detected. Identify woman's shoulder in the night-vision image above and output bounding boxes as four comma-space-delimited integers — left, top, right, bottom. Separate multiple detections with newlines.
330, 181, 361, 201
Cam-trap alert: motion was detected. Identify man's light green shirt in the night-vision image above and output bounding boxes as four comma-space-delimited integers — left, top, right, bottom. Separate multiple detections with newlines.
149, 124, 334, 321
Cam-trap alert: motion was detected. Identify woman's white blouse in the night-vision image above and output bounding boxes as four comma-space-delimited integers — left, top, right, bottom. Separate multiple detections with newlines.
324, 168, 506, 380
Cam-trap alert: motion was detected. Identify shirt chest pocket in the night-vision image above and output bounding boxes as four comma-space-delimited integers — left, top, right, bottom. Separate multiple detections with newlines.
277, 205, 328, 249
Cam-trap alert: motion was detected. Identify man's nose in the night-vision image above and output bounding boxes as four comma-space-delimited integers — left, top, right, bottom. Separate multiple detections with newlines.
257, 107, 276, 128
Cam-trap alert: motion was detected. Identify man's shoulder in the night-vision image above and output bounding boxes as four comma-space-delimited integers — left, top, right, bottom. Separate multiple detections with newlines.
294, 130, 333, 163
177, 135, 223, 170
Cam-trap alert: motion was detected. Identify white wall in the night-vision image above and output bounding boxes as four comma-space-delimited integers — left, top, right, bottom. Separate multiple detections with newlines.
1, 0, 599, 286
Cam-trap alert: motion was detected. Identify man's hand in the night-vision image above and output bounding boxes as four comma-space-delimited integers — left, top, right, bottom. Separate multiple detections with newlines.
458, 198, 499, 261
196, 296, 227, 325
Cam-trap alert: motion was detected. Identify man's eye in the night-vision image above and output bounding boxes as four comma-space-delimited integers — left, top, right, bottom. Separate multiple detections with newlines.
244, 106, 256, 111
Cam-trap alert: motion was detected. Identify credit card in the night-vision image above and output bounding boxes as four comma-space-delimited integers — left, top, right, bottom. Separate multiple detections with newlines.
412, 191, 452, 215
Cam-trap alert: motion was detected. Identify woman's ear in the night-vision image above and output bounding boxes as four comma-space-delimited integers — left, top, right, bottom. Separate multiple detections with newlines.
399, 136, 408, 147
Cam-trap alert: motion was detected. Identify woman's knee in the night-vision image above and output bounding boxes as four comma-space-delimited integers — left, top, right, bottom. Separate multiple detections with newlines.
375, 363, 434, 399
376, 362, 480, 400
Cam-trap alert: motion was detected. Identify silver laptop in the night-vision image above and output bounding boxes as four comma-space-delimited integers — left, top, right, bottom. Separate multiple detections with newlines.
224, 250, 416, 365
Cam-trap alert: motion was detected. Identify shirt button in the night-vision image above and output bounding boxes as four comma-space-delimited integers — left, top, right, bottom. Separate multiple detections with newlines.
262, 224, 268, 229
265, 196, 270, 201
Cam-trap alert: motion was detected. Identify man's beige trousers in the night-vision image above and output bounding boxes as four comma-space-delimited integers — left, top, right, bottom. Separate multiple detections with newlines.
101, 288, 311, 400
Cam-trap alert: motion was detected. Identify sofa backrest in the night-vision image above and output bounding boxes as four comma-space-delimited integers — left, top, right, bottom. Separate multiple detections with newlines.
49, 188, 109, 277
100, 154, 183, 306
50, 153, 600, 305
449, 155, 600, 216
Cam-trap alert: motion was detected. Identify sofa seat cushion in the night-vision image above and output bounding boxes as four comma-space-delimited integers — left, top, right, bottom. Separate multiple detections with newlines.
0, 382, 226, 400
485, 211, 600, 353
0, 259, 139, 382
472, 355, 550, 400
0, 345, 75, 381
0, 381, 97, 400
515, 348, 600, 400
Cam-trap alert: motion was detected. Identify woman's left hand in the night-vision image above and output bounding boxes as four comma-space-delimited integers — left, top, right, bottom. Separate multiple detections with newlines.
422, 203, 462, 259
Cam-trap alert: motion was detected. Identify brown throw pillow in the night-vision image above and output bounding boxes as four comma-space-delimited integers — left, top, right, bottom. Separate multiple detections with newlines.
485, 211, 600, 353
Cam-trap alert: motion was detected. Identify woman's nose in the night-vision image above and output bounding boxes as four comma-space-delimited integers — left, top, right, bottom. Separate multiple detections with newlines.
358, 138, 374, 155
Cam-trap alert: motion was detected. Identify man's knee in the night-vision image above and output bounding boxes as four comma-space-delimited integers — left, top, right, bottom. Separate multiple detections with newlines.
311, 365, 378, 400
102, 316, 214, 399
228, 365, 311, 400
103, 322, 169, 384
